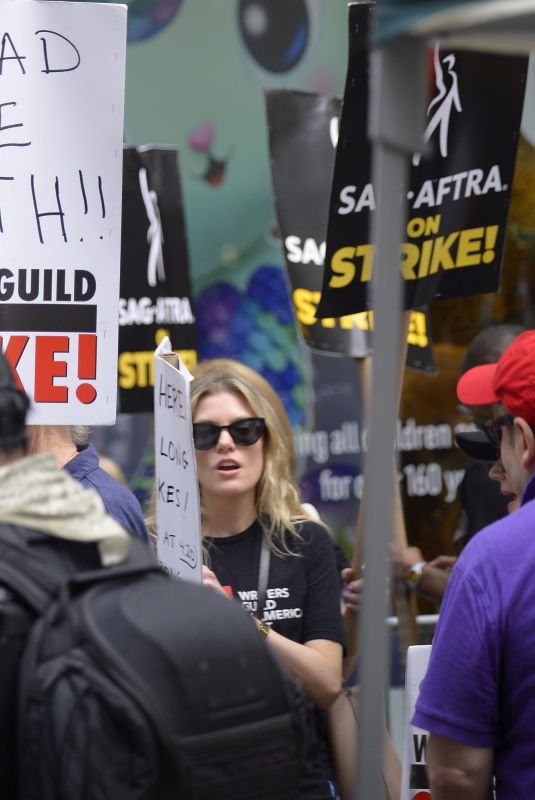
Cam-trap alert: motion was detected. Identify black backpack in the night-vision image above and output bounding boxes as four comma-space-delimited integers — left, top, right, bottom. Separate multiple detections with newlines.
0, 524, 307, 799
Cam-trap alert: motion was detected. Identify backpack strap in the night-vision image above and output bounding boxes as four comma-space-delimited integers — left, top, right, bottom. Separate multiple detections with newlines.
0, 526, 162, 619
0, 534, 60, 614
66, 538, 162, 589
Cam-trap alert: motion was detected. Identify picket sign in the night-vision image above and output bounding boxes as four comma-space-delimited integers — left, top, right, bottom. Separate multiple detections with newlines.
0, 0, 127, 423
265, 87, 434, 371
118, 146, 196, 412
153, 336, 201, 583
401, 645, 432, 800
319, 4, 527, 319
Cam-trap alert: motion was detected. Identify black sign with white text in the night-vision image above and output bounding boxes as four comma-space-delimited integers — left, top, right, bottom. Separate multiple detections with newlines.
266, 87, 435, 372
118, 147, 196, 412
318, 2, 527, 318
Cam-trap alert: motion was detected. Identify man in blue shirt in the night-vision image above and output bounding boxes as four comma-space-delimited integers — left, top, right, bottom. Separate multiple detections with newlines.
27, 424, 149, 544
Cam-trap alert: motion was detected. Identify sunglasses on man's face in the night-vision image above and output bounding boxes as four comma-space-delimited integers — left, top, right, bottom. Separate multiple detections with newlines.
192, 417, 266, 450
478, 414, 515, 450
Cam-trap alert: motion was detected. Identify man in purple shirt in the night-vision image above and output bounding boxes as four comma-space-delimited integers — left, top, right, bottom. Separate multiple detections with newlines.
413, 330, 535, 799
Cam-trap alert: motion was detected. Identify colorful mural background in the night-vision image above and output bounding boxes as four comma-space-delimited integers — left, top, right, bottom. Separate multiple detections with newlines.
91, 1, 535, 577
88, 0, 365, 544
122, 0, 350, 424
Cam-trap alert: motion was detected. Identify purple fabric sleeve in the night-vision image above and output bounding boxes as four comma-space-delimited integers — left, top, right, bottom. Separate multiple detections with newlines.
412, 561, 500, 747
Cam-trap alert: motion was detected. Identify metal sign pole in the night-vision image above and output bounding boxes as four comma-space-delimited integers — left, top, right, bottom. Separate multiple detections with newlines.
354, 37, 427, 799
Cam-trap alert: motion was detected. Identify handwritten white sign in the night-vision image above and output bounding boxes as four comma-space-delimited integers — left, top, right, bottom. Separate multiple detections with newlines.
401, 644, 432, 800
154, 336, 202, 583
0, 1, 127, 424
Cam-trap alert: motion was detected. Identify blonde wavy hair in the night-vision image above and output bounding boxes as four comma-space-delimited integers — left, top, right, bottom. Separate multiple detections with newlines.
191, 359, 310, 554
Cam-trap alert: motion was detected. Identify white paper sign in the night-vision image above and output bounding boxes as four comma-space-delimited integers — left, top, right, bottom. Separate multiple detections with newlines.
154, 336, 202, 583
401, 644, 432, 800
0, 1, 127, 424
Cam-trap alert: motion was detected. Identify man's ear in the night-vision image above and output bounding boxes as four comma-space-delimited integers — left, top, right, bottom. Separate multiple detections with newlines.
515, 418, 535, 470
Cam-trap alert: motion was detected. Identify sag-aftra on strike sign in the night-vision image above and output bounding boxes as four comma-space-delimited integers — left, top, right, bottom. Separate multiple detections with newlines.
318, 2, 527, 319
0, 1, 126, 424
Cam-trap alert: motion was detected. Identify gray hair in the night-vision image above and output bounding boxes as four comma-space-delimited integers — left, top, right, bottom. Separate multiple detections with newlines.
461, 324, 527, 374
69, 425, 91, 446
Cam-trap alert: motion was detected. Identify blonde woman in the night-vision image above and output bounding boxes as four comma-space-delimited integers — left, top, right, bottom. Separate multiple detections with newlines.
191, 359, 344, 799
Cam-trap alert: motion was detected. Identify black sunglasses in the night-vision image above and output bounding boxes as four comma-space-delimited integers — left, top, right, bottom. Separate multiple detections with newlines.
478, 414, 514, 449
192, 417, 266, 450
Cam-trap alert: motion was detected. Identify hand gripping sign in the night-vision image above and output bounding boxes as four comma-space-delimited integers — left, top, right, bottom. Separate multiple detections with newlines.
154, 336, 202, 584
0, 1, 127, 423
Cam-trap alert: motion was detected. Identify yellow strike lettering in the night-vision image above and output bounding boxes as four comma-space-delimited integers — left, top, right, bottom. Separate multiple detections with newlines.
118, 352, 137, 389
339, 312, 374, 330
406, 214, 441, 238
293, 288, 320, 326
356, 312, 372, 330
400, 243, 419, 279
119, 350, 196, 390
483, 225, 498, 264
407, 217, 426, 238
177, 350, 197, 371
137, 352, 153, 388
456, 227, 484, 267
407, 311, 428, 348
425, 214, 441, 235
292, 288, 376, 330
429, 232, 459, 273
339, 311, 367, 331
155, 328, 170, 346
117, 351, 154, 389
397, 222, 493, 282
338, 314, 361, 329
329, 247, 356, 288
357, 244, 375, 282
417, 238, 434, 278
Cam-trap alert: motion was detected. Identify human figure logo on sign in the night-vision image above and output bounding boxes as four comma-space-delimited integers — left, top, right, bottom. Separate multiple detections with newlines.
154, 337, 201, 583
413, 44, 462, 167
138, 166, 166, 287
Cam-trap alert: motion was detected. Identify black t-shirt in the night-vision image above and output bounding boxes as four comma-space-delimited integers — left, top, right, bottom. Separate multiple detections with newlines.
205, 519, 344, 799
205, 519, 345, 647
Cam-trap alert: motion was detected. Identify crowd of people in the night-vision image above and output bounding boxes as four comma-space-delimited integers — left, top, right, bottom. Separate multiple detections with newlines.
2, 322, 535, 799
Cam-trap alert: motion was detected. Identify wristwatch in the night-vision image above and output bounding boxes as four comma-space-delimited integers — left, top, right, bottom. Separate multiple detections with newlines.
258, 619, 270, 638
405, 560, 428, 591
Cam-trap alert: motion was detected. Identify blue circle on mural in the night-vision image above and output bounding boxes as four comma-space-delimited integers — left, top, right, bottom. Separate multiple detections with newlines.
126, 0, 183, 42
77, 0, 183, 41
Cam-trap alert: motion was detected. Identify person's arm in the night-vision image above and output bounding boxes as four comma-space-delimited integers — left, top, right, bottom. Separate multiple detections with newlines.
413, 556, 499, 800
418, 556, 457, 602
339, 566, 362, 679
340, 567, 363, 614
203, 566, 343, 708
391, 545, 456, 603
427, 733, 493, 800
255, 624, 342, 709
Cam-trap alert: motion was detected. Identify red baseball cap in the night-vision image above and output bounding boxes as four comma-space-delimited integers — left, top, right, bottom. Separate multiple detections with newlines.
457, 330, 535, 424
